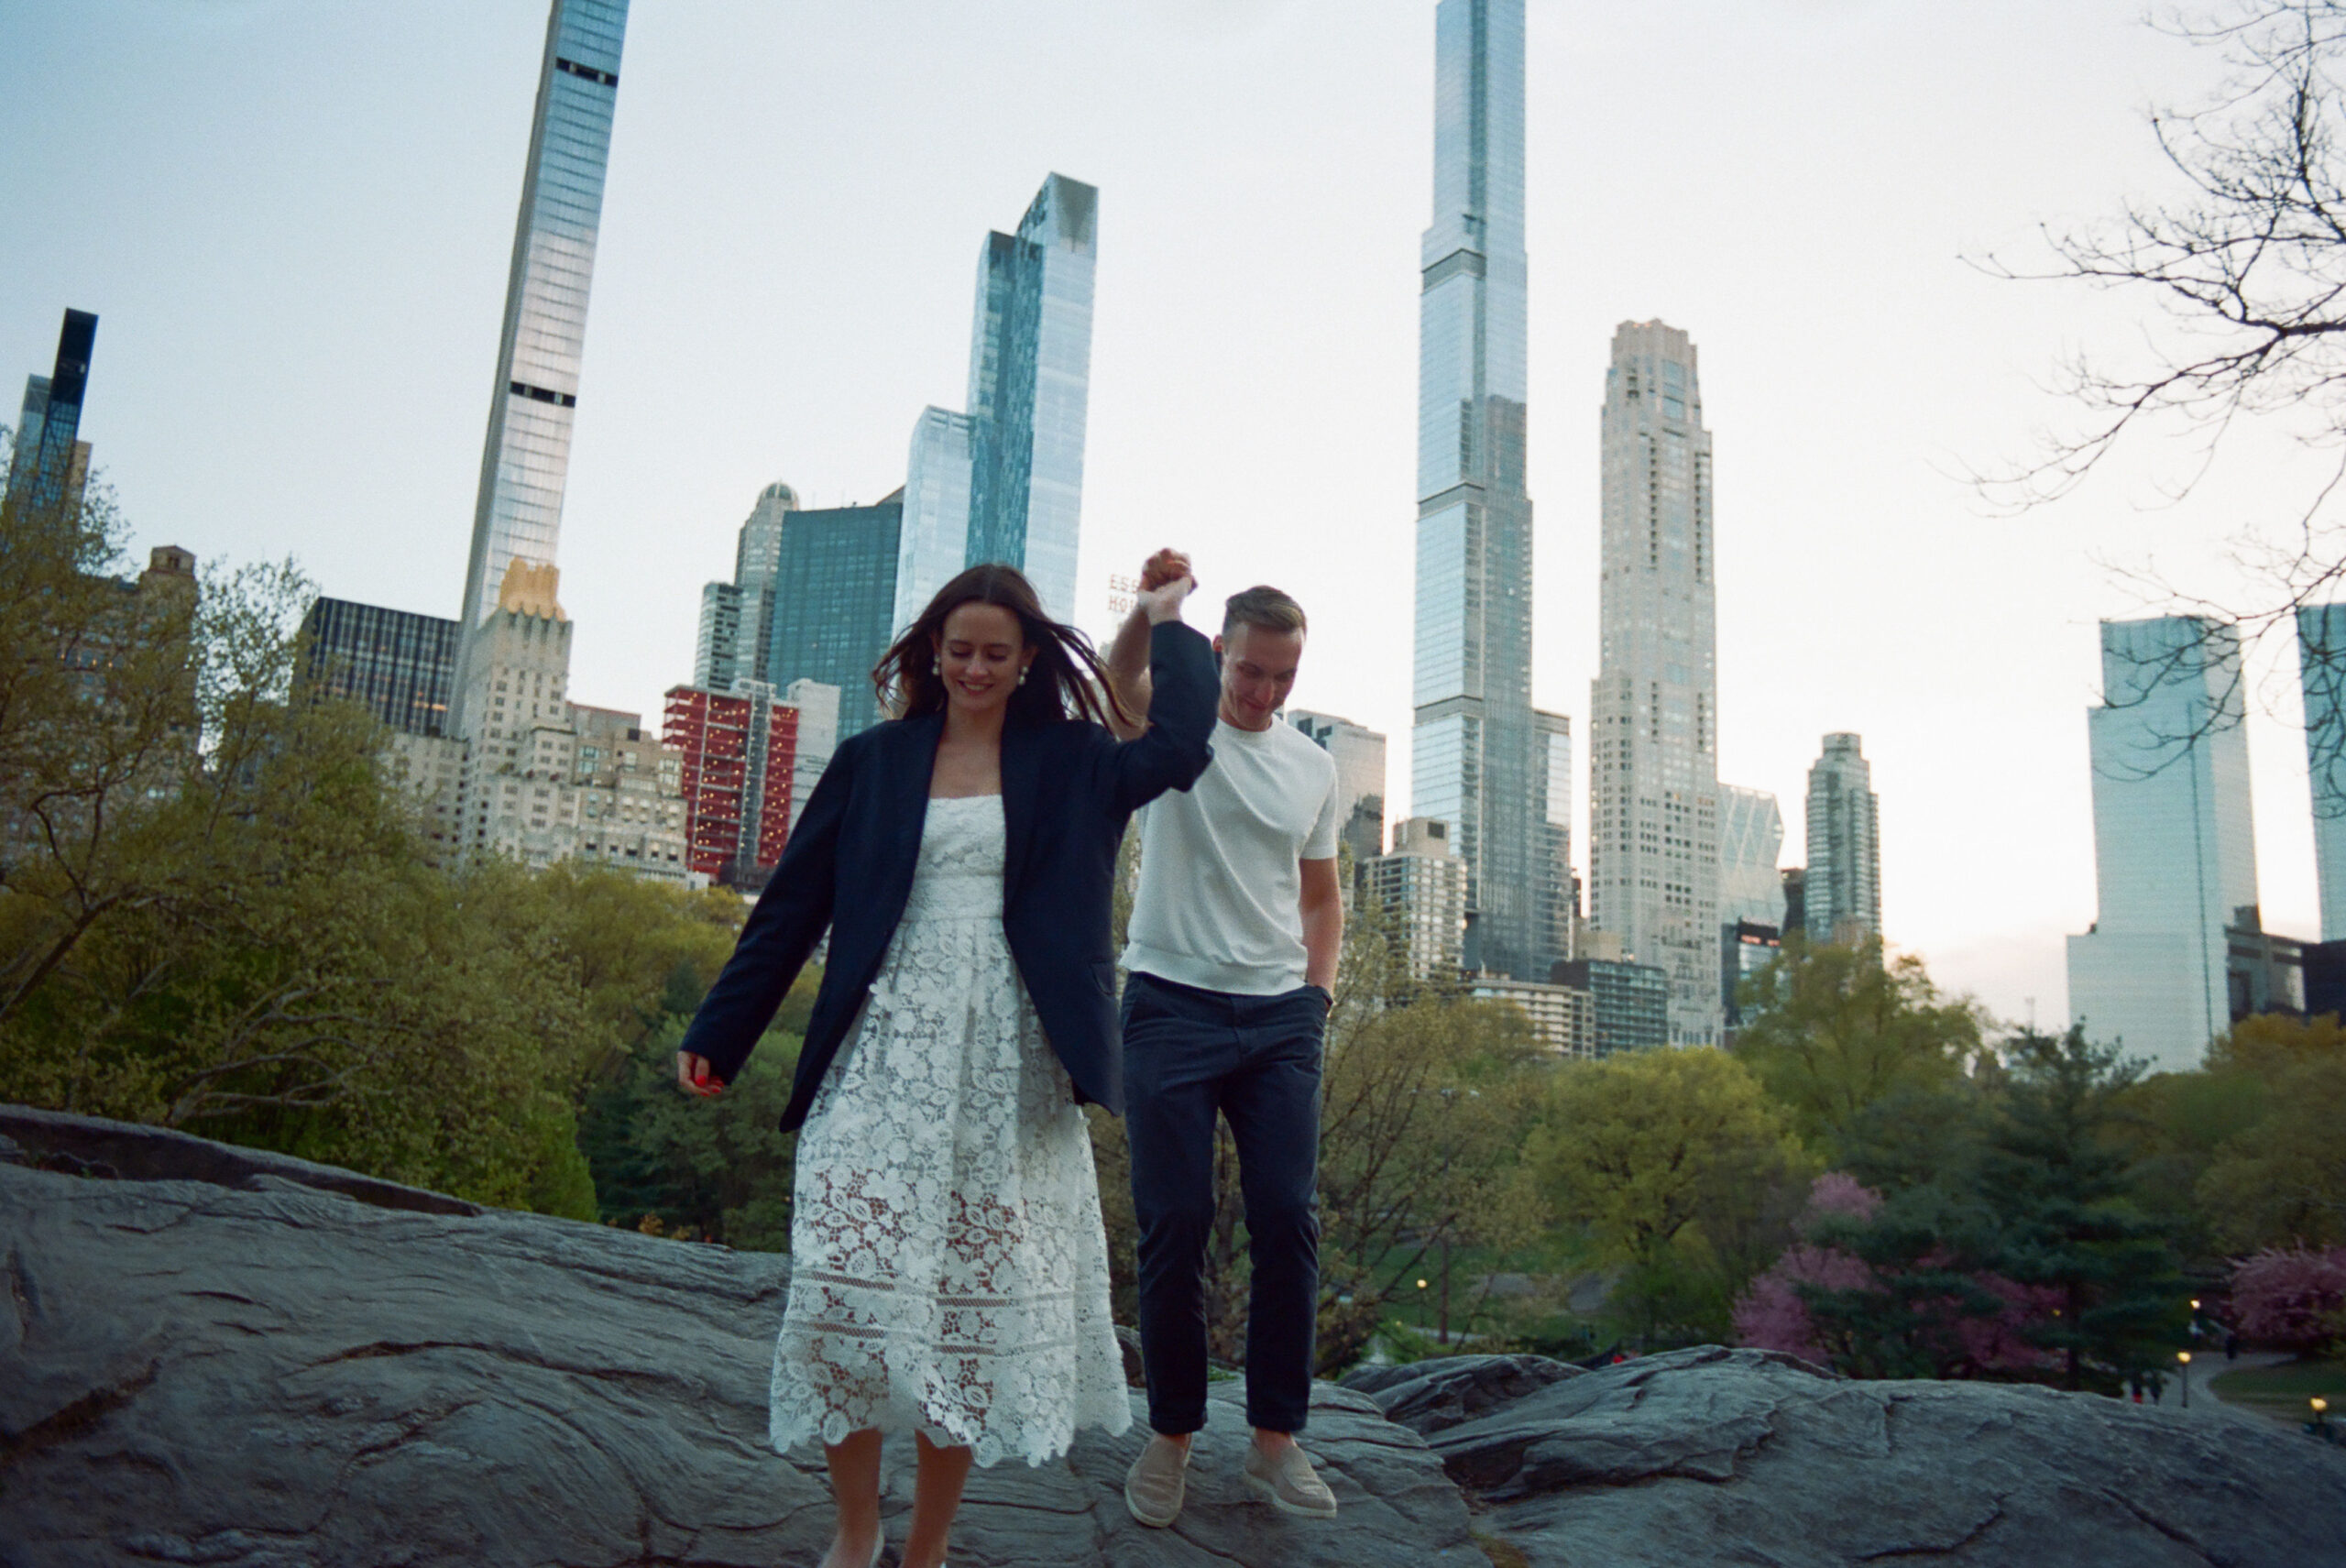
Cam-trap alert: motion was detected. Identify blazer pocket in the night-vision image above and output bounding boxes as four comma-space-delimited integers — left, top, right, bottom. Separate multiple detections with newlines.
1091, 960, 1120, 998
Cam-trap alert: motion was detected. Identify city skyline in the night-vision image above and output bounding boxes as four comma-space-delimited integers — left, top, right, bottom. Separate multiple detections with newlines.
2, 1, 2330, 1024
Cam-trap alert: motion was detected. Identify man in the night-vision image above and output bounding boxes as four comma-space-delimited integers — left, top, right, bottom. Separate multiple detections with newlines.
1104, 551, 1345, 1525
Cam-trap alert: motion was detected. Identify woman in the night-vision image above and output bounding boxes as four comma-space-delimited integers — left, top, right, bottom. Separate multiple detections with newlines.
674, 560, 1215, 1568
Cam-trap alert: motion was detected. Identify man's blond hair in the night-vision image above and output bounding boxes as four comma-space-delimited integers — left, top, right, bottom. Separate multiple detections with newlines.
1222, 585, 1307, 637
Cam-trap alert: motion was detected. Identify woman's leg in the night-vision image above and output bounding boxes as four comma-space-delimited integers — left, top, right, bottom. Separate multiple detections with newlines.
820, 1429, 884, 1568
899, 1431, 975, 1568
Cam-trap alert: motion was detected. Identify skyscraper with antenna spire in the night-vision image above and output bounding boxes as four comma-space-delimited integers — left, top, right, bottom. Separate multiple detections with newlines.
1410, 0, 1567, 982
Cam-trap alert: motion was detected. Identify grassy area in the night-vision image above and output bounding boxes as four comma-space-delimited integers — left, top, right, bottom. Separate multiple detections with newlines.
2207, 1358, 2346, 1424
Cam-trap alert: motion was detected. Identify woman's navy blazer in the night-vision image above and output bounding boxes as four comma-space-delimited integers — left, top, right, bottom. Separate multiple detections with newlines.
677, 620, 1218, 1134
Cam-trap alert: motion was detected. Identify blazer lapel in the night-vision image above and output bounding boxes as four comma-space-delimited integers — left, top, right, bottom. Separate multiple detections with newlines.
878, 714, 943, 916
999, 718, 1043, 899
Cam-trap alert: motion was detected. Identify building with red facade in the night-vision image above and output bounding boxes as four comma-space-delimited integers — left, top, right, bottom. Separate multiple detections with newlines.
663, 683, 798, 886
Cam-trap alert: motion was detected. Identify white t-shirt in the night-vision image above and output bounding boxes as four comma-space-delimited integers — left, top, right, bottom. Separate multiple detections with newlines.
1123, 717, 1342, 995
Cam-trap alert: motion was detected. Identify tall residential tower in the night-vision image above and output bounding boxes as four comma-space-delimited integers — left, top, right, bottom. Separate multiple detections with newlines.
1410, 0, 1565, 982
1588, 321, 1722, 1044
1803, 733, 1881, 944
6, 308, 98, 517
449, 0, 629, 733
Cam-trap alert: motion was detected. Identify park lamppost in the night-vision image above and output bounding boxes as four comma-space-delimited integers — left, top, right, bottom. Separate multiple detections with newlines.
2313, 1397, 2330, 1438
2176, 1350, 2192, 1409
1416, 1277, 1430, 1331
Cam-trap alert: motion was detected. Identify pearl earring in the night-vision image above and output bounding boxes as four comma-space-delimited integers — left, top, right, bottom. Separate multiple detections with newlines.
931, 655, 941, 675
1017, 667, 1028, 686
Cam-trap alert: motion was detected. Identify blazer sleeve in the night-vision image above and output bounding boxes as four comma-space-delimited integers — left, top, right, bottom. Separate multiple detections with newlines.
674, 733, 856, 1084
1102, 620, 1218, 815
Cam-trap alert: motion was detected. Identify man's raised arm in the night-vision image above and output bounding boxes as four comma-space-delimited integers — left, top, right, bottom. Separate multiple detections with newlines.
1105, 548, 1194, 741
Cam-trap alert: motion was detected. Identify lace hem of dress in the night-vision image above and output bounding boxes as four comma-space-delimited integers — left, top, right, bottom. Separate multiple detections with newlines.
768, 1323, 1134, 1469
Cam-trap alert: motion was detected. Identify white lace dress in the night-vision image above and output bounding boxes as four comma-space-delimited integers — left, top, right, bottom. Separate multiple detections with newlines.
770, 793, 1133, 1467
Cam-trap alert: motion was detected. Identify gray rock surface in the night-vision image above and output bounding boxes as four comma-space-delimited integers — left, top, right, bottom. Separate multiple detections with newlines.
14, 1105, 2343, 1568
1420, 1345, 2346, 1567
0, 1109, 1478, 1567
1342, 1353, 1584, 1436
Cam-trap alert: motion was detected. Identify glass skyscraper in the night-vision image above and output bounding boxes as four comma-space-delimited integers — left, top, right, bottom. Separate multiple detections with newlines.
298, 598, 460, 737
1589, 321, 1722, 1044
764, 495, 904, 731
1411, 0, 1554, 982
695, 480, 798, 690
2067, 616, 2261, 1072
1803, 734, 1881, 944
6, 308, 98, 517
892, 175, 1098, 632
893, 407, 978, 631
1717, 784, 1786, 930
2301, 600, 2346, 940
449, 0, 629, 734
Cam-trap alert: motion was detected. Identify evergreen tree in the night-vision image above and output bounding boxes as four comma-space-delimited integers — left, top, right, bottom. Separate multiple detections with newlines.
1979, 1025, 2185, 1392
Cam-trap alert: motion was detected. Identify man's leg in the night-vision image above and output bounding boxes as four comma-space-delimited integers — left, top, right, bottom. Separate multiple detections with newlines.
1222, 986, 1324, 1438
1123, 975, 1233, 1438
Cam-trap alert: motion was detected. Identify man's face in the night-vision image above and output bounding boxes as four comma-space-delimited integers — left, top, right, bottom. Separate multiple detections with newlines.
1214, 621, 1305, 731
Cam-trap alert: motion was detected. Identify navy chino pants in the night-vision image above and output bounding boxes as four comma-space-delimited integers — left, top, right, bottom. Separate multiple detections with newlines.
1120, 970, 1325, 1436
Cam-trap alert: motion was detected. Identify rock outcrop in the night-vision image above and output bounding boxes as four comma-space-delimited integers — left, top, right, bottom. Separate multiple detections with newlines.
0, 1108, 1477, 1567
10, 1105, 2346, 1568
1350, 1345, 2346, 1566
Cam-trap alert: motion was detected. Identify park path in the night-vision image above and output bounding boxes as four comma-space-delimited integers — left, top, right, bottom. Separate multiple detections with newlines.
2143, 1349, 2294, 1412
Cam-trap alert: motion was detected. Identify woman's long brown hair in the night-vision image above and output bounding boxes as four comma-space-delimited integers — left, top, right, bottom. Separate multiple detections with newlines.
873, 563, 1135, 730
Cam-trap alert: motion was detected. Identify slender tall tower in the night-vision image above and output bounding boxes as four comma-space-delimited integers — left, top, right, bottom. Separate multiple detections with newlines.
1411, 0, 1559, 981
1588, 321, 1722, 1044
449, 0, 629, 734
5, 308, 97, 517
2304, 601, 2346, 941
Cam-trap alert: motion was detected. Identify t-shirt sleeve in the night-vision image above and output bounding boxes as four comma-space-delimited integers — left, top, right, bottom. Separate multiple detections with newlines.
1303, 756, 1342, 861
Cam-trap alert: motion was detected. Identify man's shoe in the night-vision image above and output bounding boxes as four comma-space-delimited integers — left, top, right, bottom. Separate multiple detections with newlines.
1244, 1441, 1338, 1519
1124, 1435, 1190, 1528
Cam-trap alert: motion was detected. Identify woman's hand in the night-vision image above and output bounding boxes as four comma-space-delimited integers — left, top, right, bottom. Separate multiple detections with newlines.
675, 1052, 725, 1097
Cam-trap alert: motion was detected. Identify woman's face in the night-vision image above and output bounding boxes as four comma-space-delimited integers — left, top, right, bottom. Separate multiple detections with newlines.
936, 602, 1032, 718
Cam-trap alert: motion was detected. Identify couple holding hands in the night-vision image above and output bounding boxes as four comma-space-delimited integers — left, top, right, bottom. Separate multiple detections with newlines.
674, 548, 1345, 1568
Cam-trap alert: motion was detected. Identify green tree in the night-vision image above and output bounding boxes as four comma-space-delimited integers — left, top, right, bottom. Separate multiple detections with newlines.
1978, 1025, 2185, 1392
576, 1006, 807, 1249
0, 473, 688, 1217
1732, 937, 1987, 1153
1530, 1047, 1815, 1346
2197, 1014, 2346, 1251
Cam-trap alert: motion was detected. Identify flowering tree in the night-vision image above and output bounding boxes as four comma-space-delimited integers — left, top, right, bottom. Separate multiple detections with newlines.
2231, 1246, 2346, 1352
1734, 1173, 2063, 1378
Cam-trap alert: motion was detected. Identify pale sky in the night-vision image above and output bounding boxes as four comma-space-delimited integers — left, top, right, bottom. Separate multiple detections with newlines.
1, 0, 2328, 1025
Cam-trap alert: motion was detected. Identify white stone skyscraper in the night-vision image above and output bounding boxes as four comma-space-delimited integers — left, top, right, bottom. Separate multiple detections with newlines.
1410, 0, 1565, 981
2067, 617, 2260, 1072
1587, 321, 1721, 1044
449, 0, 629, 734
1803, 735, 1881, 943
